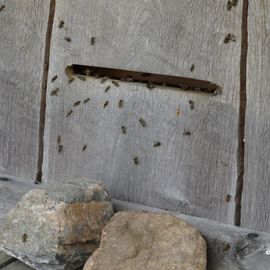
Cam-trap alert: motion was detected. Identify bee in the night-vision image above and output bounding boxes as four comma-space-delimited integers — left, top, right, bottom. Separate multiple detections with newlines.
139, 118, 146, 127
126, 77, 134, 82
112, 81, 119, 87
57, 135, 61, 145
211, 87, 222, 96
223, 244, 231, 251
85, 69, 92, 76
104, 101, 109, 108
58, 145, 63, 153
77, 75, 86, 81
118, 99, 124, 108
51, 75, 58, 83
232, 0, 238, 6
176, 108, 181, 116
104, 86, 111, 92
183, 130, 191, 136
64, 36, 71, 42
153, 141, 161, 147
146, 82, 155, 89
189, 100, 195, 110
190, 64, 195, 72
224, 33, 236, 44
83, 98, 90, 104
0, 5, 5, 12
100, 77, 108, 84
66, 110, 73, 117
22, 233, 28, 243
226, 194, 232, 202
121, 126, 126, 134
227, 1, 233, 10
50, 88, 60, 96
91, 36, 96, 45
82, 144, 87, 151
73, 101, 81, 107
68, 77, 75, 84
133, 156, 139, 165
58, 20, 65, 28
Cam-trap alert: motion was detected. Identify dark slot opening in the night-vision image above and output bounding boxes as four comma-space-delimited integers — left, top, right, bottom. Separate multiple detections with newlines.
66, 65, 221, 94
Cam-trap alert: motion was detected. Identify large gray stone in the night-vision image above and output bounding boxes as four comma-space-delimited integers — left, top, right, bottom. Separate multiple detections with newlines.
83, 211, 207, 270
0, 179, 114, 270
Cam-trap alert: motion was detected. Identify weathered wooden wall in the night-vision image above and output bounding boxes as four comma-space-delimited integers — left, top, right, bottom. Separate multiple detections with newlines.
0, 0, 50, 179
241, 0, 270, 232
42, 0, 242, 225
0, 0, 270, 233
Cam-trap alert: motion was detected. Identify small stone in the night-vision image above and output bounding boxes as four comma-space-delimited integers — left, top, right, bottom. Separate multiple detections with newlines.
0, 179, 114, 270
83, 212, 206, 270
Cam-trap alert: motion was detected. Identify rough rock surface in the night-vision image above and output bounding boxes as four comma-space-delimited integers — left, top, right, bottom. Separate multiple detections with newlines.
0, 179, 114, 270
84, 211, 207, 270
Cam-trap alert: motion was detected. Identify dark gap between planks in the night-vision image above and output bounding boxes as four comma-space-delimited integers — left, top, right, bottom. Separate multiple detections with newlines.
66, 65, 221, 94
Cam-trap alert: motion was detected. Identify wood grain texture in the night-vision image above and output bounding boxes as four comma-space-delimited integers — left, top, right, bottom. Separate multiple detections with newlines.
241, 0, 270, 232
0, 0, 50, 179
43, 0, 243, 223
114, 200, 270, 270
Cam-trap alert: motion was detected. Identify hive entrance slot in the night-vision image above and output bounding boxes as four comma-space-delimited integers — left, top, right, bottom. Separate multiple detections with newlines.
66, 65, 221, 94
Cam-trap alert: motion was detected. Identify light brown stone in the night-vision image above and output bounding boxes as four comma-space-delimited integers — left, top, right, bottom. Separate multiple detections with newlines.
0, 179, 114, 270
83, 211, 206, 270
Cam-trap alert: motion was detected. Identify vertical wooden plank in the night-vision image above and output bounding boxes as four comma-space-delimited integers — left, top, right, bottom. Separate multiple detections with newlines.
0, 0, 50, 179
241, 0, 270, 232
43, 0, 242, 224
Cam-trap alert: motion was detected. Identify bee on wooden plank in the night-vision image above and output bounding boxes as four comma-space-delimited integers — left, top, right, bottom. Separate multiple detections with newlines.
58, 145, 63, 153
91, 37, 96, 45
118, 99, 124, 108
22, 233, 28, 243
50, 88, 60, 96
0, 5, 5, 12
58, 20, 65, 28
139, 118, 146, 127
146, 82, 155, 90
190, 64, 195, 72
57, 135, 61, 145
112, 81, 119, 87
51, 75, 58, 83
104, 101, 109, 108
226, 194, 232, 202
82, 144, 87, 151
232, 0, 238, 6
66, 110, 73, 117
64, 36, 71, 42
183, 130, 191, 136
104, 86, 111, 92
73, 101, 81, 107
224, 33, 236, 44
189, 100, 195, 110
83, 98, 90, 104
68, 77, 75, 84
176, 108, 181, 116
153, 141, 161, 147
133, 156, 139, 165
100, 77, 108, 84
121, 126, 126, 134
227, 1, 233, 10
